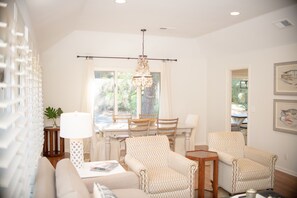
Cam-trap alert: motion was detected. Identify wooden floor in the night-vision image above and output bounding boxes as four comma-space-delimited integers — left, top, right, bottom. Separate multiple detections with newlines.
194, 166, 297, 198
274, 169, 297, 198
47, 154, 297, 198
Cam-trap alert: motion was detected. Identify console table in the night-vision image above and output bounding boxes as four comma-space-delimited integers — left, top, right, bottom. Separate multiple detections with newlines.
186, 150, 218, 198
43, 127, 64, 157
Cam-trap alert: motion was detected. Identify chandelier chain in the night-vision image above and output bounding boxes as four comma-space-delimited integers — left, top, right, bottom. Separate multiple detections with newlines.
141, 29, 146, 56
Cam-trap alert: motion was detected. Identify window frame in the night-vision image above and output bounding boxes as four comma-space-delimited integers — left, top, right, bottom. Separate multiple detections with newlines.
93, 66, 161, 124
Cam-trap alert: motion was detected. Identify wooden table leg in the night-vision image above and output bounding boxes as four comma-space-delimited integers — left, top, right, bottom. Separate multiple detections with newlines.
198, 159, 205, 198
49, 131, 53, 156
60, 137, 64, 155
55, 130, 59, 154
213, 159, 218, 198
105, 136, 111, 160
43, 131, 48, 155
185, 131, 191, 151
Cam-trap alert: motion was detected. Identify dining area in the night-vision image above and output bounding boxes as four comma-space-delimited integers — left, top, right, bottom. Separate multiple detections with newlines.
90, 114, 198, 162
231, 110, 248, 144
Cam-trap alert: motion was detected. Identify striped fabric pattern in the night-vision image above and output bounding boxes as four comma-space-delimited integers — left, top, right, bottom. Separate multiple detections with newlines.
208, 132, 277, 194
125, 136, 197, 198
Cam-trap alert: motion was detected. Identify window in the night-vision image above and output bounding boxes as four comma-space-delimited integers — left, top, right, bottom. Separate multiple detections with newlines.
232, 78, 248, 111
93, 70, 160, 124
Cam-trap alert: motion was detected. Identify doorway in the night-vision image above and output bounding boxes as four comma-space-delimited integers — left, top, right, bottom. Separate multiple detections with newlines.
229, 69, 249, 144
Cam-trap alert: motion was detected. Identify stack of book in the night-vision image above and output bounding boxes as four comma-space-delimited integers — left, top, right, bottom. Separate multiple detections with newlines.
90, 162, 119, 172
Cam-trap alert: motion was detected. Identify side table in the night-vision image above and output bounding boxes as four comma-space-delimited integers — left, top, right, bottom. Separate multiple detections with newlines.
43, 127, 64, 157
186, 150, 218, 198
76, 160, 126, 179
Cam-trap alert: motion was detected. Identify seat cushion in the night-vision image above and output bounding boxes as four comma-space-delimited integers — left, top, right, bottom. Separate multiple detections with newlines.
237, 158, 271, 181
148, 167, 188, 193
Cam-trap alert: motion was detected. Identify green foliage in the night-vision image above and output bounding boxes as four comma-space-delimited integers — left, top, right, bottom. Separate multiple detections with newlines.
44, 106, 63, 119
44, 106, 63, 127
232, 79, 248, 110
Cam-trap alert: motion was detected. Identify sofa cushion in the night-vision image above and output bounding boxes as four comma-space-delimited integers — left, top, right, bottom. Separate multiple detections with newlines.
82, 171, 139, 193
148, 167, 188, 193
93, 183, 117, 198
34, 157, 56, 198
55, 159, 90, 198
237, 158, 270, 181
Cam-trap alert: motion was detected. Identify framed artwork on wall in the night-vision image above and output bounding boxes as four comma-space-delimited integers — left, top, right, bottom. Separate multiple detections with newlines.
274, 61, 297, 95
273, 99, 297, 135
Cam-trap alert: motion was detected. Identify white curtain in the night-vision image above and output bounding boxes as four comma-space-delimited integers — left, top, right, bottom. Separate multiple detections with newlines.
80, 58, 95, 113
80, 59, 95, 158
159, 61, 173, 118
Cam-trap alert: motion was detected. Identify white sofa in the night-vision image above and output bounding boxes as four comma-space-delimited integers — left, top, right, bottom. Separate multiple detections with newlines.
34, 157, 148, 198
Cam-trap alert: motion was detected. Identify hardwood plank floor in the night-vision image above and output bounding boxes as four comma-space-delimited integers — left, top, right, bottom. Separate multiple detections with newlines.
274, 169, 297, 198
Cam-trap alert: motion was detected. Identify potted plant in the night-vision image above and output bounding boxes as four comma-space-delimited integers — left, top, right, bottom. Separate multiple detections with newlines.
44, 106, 63, 128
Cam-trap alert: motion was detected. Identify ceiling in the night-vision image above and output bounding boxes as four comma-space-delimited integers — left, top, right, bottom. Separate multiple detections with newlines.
24, 0, 297, 51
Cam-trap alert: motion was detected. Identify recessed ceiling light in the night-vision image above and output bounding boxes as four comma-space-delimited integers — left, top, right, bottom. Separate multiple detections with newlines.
230, 11, 240, 16
115, 0, 126, 4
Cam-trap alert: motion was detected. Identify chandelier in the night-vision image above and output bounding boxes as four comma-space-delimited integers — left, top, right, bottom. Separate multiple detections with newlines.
132, 29, 153, 89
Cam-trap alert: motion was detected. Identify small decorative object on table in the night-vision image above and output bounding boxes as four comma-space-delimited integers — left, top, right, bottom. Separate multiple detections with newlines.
90, 161, 119, 172
246, 189, 257, 198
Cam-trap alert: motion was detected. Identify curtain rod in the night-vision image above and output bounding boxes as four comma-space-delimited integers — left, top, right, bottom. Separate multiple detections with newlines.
77, 55, 177, 62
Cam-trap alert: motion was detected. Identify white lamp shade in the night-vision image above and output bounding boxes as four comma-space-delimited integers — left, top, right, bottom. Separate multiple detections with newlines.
60, 112, 93, 139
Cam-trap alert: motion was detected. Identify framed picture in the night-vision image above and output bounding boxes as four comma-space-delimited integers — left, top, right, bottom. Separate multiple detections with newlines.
274, 61, 297, 95
273, 99, 297, 135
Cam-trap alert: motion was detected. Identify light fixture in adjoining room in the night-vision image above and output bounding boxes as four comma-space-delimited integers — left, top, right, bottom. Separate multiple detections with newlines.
115, 0, 126, 4
132, 29, 153, 89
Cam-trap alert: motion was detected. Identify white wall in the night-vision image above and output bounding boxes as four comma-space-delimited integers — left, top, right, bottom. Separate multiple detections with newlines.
41, 3, 297, 176
196, 4, 297, 176
41, 30, 207, 145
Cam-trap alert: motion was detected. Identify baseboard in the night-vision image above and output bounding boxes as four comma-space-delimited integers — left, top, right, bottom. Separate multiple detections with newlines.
275, 166, 297, 177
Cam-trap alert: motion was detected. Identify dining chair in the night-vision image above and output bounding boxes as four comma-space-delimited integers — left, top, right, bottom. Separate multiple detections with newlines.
156, 118, 179, 151
118, 118, 151, 164
111, 114, 132, 164
128, 118, 151, 137
112, 114, 132, 123
139, 114, 158, 126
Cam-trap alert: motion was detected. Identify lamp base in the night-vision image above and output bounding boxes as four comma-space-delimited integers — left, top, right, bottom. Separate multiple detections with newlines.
69, 139, 84, 169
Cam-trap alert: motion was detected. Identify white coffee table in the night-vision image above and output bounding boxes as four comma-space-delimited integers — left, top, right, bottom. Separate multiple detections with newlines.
76, 160, 126, 178
231, 194, 265, 198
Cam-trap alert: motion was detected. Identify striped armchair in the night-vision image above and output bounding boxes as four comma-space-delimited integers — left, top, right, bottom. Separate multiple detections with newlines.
208, 132, 278, 195
125, 136, 197, 198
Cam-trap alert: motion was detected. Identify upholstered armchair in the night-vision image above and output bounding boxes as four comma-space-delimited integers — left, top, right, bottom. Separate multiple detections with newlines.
125, 135, 198, 198
208, 132, 278, 195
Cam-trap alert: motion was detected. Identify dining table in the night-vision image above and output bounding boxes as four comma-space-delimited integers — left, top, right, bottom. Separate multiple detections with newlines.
97, 122, 195, 160
231, 112, 248, 131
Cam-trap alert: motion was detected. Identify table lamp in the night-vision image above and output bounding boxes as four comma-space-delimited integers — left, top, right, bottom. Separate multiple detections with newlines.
60, 112, 92, 169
